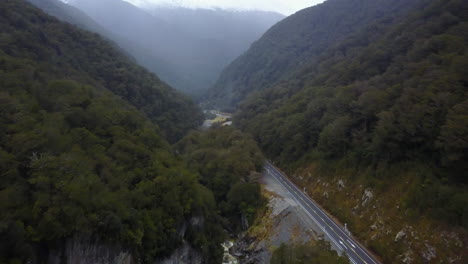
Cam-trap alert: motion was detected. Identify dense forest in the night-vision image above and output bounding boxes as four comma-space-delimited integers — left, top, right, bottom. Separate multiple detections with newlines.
0, 1, 264, 263
2, 0, 468, 263
3, 0, 204, 143
204, 0, 426, 110
235, 0, 467, 225
26, 0, 194, 101
176, 127, 265, 232
229, 0, 467, 261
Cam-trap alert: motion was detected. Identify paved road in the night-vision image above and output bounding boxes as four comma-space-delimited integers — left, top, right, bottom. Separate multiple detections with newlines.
264, 161, 380, 264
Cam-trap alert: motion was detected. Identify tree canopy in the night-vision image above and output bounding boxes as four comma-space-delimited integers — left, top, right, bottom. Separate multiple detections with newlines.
235, 0, 468, 227
0, 1, 219, 263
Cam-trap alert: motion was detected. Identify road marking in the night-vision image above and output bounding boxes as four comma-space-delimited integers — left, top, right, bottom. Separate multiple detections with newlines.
269, 171, 344, 254
339, 240, 348, 249
265, 163, 379, 264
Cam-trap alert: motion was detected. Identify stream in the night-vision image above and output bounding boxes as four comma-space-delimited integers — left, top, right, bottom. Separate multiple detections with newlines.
222, 241, 239, 264
202, 110, 233, 128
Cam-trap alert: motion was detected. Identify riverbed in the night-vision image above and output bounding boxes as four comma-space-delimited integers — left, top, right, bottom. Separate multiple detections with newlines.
222, 241, 239, 264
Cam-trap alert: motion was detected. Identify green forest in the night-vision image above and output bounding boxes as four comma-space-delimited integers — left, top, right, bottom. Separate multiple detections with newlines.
176, 127, 265, 232
1, 0, 203, 143
2, 0, 468, 263
0, 1, 264, 263
205, 0, 426, 110
235, 0, 468, 228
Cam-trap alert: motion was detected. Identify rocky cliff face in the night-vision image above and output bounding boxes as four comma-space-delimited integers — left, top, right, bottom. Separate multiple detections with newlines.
46, 237, 203, 264
47, 237, 134, 264
158, 242, 203, 264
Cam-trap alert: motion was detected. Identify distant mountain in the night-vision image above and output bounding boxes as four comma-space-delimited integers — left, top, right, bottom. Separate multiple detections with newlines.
66, 0, 284, 97
205, 0, 425, 110
146, 7, 284, 71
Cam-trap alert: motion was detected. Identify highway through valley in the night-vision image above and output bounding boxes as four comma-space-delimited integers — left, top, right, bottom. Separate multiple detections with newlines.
264, 161, 380, 264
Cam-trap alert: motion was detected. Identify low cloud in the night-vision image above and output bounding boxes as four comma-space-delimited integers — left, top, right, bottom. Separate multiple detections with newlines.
124, 0, 325, 15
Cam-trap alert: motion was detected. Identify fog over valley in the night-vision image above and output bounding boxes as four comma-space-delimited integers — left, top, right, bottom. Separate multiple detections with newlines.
50, 0, 284, 98
2, 0, 467, 263
122, 0, 326, 15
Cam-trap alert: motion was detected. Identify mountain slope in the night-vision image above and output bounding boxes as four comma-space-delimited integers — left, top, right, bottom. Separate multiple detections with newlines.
234, 0, 468, 262
17, 0, 203, 143
27, 0, 109, 33
27, 0, 193, 104
0, 0, 222, 263
206, 0, 425, 110
68, 0, 283, 97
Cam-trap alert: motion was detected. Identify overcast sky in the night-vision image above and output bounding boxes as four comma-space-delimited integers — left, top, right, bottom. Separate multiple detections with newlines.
123, 0, 326, 15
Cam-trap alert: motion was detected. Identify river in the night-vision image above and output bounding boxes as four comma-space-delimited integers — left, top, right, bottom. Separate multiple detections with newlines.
222, 241, 239, 264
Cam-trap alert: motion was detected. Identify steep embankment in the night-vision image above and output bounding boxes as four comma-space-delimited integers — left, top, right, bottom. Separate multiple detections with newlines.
232, 0, 467, 262
205, 0, 425, 110
232, 171, 346, 263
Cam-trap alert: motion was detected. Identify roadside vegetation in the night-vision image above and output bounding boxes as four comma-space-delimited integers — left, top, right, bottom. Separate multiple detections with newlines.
271, 241, 349, 264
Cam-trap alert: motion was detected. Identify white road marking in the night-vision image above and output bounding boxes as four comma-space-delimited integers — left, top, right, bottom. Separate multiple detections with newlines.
265, 163, 379, 264
339, 240, 348, 249
347, 239, 356, 248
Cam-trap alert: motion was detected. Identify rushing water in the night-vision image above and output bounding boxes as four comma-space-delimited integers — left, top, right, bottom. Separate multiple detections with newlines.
202, 110, 233, 129
221, 241, 239, 264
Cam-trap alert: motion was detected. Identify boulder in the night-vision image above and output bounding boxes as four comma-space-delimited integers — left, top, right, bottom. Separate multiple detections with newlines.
361, 189, 373, 206
401, 250, 414, 264
395, 230, 407, 242
323, 191, 329, 199
337, 180, 345, 190
421, 243, 436, 262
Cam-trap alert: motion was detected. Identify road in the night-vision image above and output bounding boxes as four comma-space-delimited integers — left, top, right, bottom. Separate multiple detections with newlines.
264, 161, 380, 264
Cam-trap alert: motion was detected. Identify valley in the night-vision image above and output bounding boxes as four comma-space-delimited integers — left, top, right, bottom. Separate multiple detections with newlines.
1, 0, 467, 263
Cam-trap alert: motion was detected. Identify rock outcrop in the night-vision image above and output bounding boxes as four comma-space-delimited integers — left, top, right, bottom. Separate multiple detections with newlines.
395, 230, 407, 242
361, 189, 373, 206
48, 237, 134, 264
159, 242, 203, 264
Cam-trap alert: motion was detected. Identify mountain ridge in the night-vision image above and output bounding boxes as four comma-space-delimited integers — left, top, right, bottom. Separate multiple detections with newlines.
205, 0, 427, 111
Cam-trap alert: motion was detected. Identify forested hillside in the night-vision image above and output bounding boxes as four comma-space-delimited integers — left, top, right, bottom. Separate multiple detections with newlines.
5, 0, 203, 143
0, 1, 264, 263
205, 0, 426, 110
233, 0, 468, 262
25, 0, 189, 98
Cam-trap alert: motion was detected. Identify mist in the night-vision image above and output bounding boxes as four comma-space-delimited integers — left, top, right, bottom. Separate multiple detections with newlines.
64, 0, 284, 98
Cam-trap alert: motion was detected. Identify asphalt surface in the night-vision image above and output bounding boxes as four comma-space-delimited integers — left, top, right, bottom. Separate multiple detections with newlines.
264, 161, 380, 264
